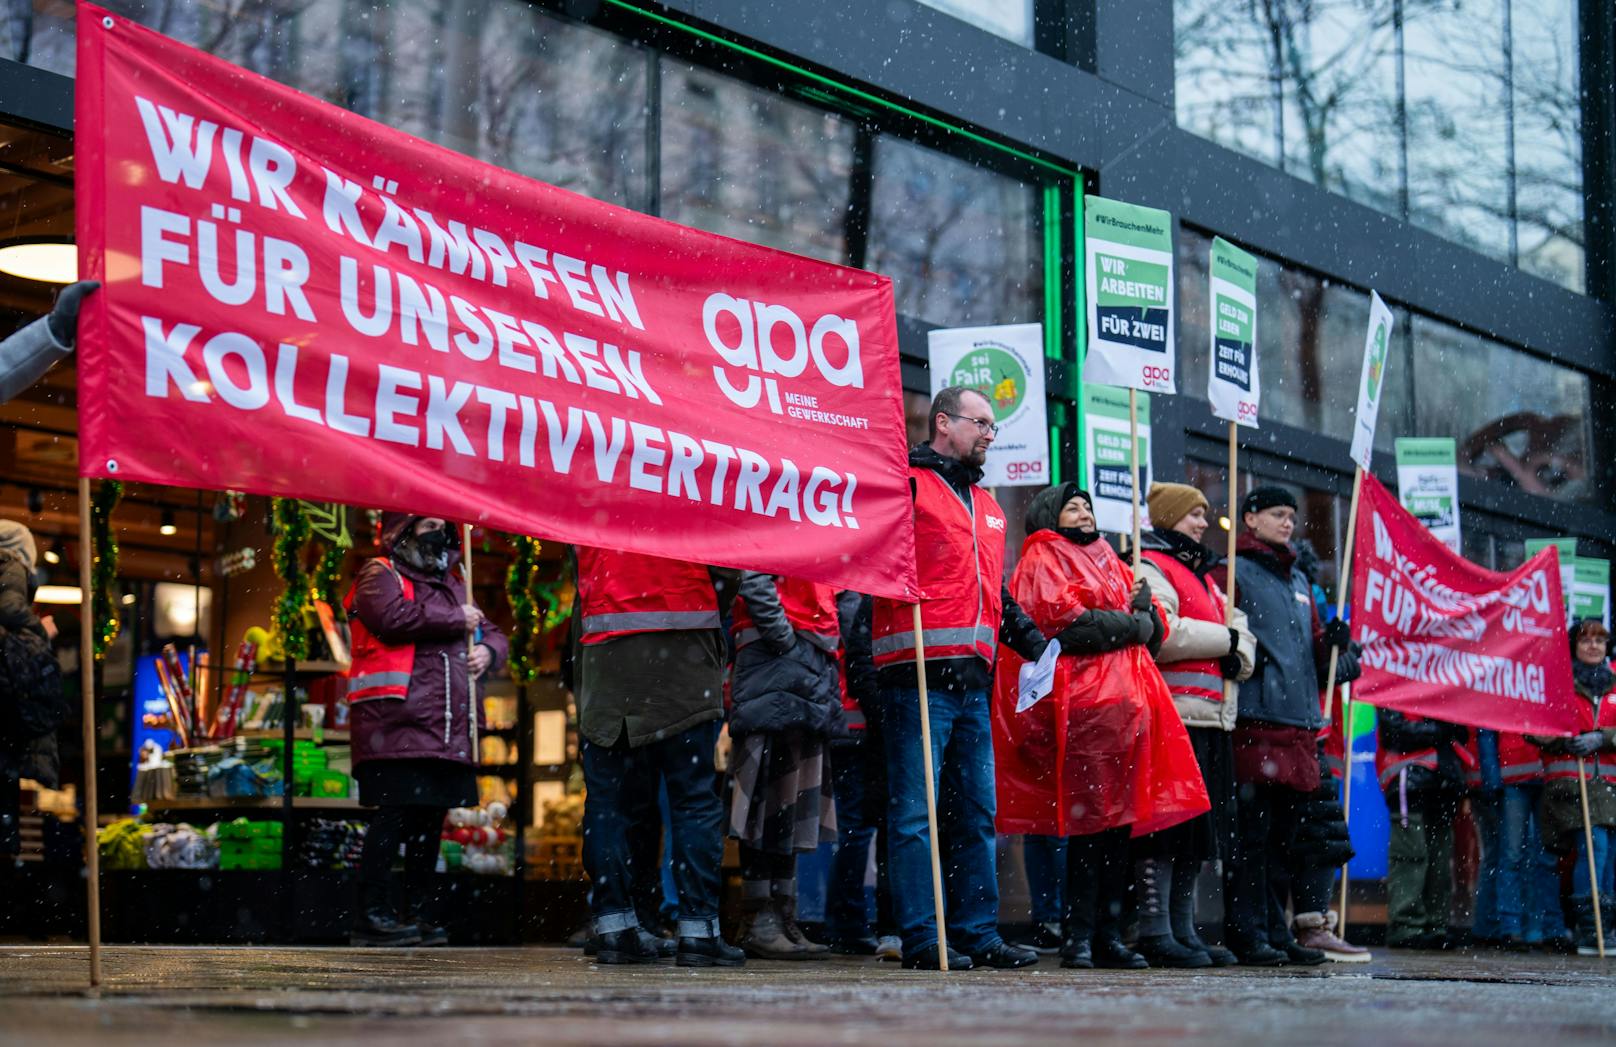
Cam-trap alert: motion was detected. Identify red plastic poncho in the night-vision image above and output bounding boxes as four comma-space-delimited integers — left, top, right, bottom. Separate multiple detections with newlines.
993, 530, 1210, 838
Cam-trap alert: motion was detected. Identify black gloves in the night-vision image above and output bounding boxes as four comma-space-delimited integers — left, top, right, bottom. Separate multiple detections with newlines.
1567, 731, 1604, 757
46, 280, 100, 348
1130, 578, 1153, 612
1219, 652, 1243, 680
1131, 610, 1155, 644
1227, 627, 1241, 656
1334, 641, 1362, 685
1322, 618, 1351, 650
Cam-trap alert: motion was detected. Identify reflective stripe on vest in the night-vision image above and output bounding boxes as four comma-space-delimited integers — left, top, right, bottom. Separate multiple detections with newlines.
1499, 759, 1544, 784
1161, 670, 1224, 694
871, 625, 999, 660
581, 610, 721, 635
735, 626, 839, 653
344, 558, 415, 703
1377, 750, 1438, 788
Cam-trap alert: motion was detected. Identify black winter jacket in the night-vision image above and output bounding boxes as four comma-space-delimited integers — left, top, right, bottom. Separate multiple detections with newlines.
727, 572, 846, 740
1378, 709, 1469, 794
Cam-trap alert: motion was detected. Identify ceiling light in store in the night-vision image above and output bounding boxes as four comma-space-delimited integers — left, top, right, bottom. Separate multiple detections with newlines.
1219, 516, 1232, 531
121, 592, 137, 606
42, 543, 61, 565
35, 584, 83, 604
159, 509, 178, 536
0, 237, 77, 284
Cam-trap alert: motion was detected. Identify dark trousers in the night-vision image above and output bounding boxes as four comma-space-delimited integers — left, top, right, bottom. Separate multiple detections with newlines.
1385, 789, 1461, 944
827, 726, 895, 939
358, 805, 445, 916
625, 770, 669, 931
1225, 782, 1302, 948
582, 721, 724, 938
1064, 826, 1132, 948
1025, 835, 1068, 925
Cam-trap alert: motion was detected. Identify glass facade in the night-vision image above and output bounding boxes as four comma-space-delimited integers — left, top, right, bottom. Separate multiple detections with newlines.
914, 0, 1034, 46
1174, 0, 1586, 293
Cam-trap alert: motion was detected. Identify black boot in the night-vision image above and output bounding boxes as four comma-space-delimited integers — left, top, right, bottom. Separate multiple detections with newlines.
351, 883, 420, 947
677, 935, 747, 967
595, 927, 663, 964
1136, 933, 1211, 968
1573, 900, 1601, 957
1180, 929, 1237, 967
1093, 934, 1149, 969
404, 899, 449, 948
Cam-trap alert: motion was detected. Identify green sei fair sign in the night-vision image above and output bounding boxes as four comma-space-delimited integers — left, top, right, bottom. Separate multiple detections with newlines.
1082, 195, 1176, 394
1083, 384, 1151, 534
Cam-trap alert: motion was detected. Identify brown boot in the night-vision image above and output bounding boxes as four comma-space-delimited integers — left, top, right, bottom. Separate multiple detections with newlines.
740, 903, 810, 960
779, 894, 830, 957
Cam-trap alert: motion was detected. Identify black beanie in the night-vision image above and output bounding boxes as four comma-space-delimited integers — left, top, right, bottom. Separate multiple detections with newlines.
1242, 485, 1298, 517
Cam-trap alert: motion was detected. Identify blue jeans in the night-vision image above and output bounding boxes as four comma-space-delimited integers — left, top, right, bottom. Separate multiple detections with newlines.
826, 729, 893, 939
1571, 826, 1616, 905
1471, 789, 1504, 940
882, 683, 1000, 957
581, 721, 724, 938
1499, 784, 1567, 940
1023, 835, 1067, 924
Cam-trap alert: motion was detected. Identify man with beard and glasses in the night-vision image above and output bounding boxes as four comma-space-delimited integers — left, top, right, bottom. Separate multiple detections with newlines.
869, 386, 1050, 971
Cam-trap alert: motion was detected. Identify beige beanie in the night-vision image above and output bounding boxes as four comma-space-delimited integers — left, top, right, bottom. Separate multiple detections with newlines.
1147, 483, 1210, 531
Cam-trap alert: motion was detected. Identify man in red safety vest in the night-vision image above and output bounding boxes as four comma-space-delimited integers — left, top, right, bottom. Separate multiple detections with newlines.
870, 385, 1051, 971
572, 546, 744, 968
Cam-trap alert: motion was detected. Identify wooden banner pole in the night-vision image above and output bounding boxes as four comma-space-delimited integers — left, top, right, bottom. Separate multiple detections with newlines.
1337, 683, 1354, 932
1578, 758, 1607, 959
78, 477, 102, 988
1321, 466, 1365, 726
1129, 388, 1143, 571
911, 603, 949, 970
1224, 421, 1239, 703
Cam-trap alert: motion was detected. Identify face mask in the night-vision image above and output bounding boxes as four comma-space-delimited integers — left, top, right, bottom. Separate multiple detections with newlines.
1056, 525, 1103, 546
415, 528, 452, 557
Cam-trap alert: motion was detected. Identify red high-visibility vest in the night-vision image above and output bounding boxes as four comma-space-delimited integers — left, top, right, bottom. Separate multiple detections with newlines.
731, 577, 839, 651
1497, 732, 1543, 785
344, 558, 415, 704
576, 547, 720, 645
1376, 713, 1475, 787
1140, 548, 1226, 705
871, 468, 1006, 668
1541, 689, 1616, 785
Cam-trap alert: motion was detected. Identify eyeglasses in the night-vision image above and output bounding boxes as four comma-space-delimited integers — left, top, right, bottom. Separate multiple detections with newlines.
945, 412, 1000, 436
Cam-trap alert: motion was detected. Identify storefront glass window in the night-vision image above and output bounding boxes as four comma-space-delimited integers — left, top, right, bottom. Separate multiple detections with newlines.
914, 0, 1034, 46
1177, 226, 1409, 455
659, 61, 855, 265
866, 136, 1042, 329
1173, 0, 1585, 294
1409, 313, 1592, 503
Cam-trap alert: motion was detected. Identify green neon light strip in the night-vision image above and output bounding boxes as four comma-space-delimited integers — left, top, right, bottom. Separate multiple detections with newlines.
604, 0, 1077, 178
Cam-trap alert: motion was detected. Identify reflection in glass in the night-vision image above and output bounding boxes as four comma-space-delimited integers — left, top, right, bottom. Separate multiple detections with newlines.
1512, 0, 1584, 292
1178, 226, 1408, 453
660, 61, 854, 263
914, 0, 1034, 46
867, 136, 1042, 329
1410, 313, 1591, 503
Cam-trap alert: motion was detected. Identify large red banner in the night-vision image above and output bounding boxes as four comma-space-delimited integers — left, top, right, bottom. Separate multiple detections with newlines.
1350, 473, 1579, 735
73, 4, 918, 600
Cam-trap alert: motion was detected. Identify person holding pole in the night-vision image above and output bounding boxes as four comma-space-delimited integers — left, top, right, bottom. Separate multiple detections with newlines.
1226, 486, 1358, 966
870, 386, 1049, 972
345, 513, 507, 947
1133, 482, 1254, 967
1526, 618, 1616, 957
992, 483, 1210, 971
572, 547, 744, 967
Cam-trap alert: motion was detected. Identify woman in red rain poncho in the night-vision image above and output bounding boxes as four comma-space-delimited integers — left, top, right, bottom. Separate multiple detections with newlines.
994, 483, 1209, 970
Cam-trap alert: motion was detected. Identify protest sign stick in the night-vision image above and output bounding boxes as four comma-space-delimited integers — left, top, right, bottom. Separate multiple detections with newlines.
1337, 683, 1354, 932
78, 477, 102, 988
911, 603, 949, 969
1129, 389, 1143, 571
1224, 421, 1239, 703
1321, 467, 1365, 726
1577, 759, 1607, 958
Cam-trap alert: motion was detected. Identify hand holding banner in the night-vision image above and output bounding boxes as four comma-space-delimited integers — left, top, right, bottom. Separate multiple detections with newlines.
74, 4, 916, 599
1350, 473, 1581, 736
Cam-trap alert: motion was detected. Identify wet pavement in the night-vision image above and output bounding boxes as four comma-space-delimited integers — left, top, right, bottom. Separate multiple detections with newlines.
1, 944, 1613, 1046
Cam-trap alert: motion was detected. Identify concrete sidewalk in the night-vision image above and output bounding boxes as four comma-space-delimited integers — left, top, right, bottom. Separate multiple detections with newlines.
2, 944, 1612, 1046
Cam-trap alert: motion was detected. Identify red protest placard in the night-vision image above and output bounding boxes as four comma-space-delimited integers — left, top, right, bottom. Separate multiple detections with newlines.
1350, 473, 1580, 735
73, 4, 917, 600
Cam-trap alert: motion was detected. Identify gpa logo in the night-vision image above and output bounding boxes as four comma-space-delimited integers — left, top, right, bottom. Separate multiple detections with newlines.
1006, 460, 1044, 482
702, 293, 863, 413
985, 514, 1007, 532
1141, 364, 1173, 390
1237, 401, 1259, 422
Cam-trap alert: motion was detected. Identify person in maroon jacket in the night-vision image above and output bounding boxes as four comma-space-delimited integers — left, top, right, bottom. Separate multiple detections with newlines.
346, 512, 507, 946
